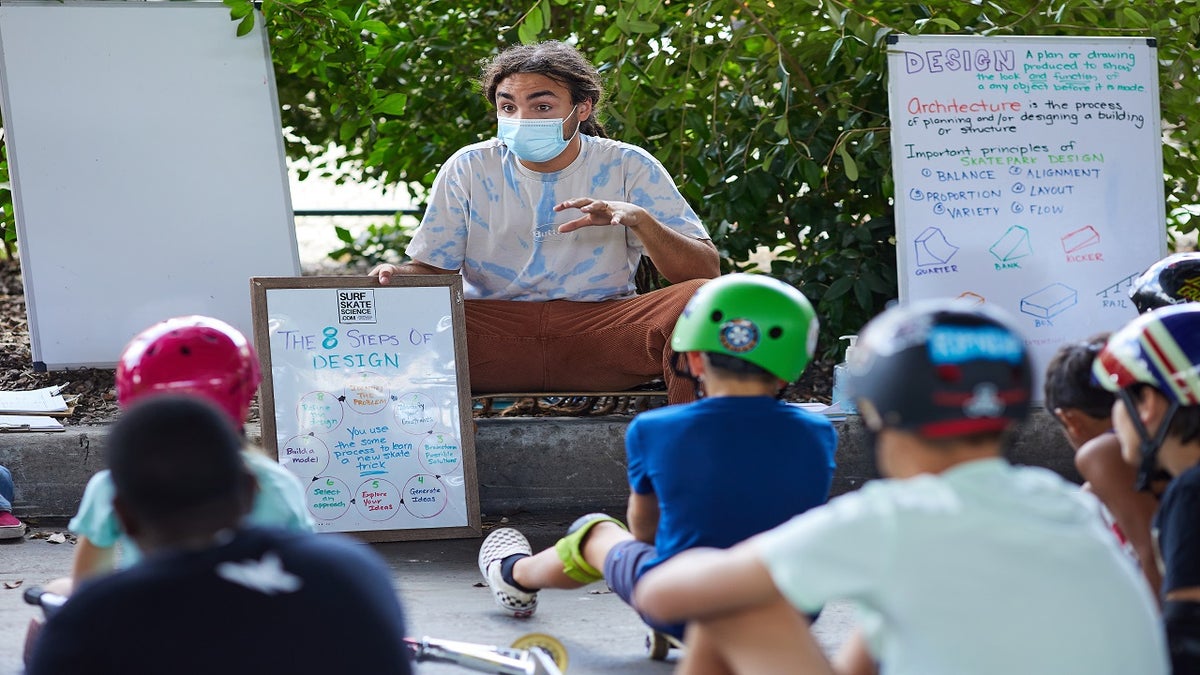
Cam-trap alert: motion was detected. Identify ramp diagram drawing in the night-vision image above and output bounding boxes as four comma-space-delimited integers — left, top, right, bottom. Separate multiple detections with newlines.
915, 227, 959, 266
990, 225, 1033, 262
1020, 283, 1078, 320
1097, 273, 1139, 300
957, 291, 986, 306
1061, 225, 1100, 254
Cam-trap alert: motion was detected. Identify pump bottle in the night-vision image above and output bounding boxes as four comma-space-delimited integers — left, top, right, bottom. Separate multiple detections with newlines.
831, 334, 858, 414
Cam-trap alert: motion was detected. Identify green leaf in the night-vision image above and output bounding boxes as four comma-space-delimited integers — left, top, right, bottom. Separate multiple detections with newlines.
235, 14, 255, 37
827, 37, 844, 66
628, 20, 659, 34
853, 278, 872, 309
373, 93, 408, 116
338, 119, 360, 143
229, 1, 253, 20
525, 5, 544, 35
928, 17, 961, 30
359, 20, 389, 35
1123, 7, 1146, 26
825, 276, 854, 300
837, 145, 859, 182
518, 20, 539, 44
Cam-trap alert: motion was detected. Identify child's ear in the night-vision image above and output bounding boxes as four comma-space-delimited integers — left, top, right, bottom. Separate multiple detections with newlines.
112, 495, 141, 539
1136, 387, 1172, 431
1053, 407, 1081, 436
237, 470, 259, 517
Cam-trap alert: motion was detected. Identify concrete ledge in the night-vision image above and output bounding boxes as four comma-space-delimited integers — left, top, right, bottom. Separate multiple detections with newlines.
1, 409, 1078, 521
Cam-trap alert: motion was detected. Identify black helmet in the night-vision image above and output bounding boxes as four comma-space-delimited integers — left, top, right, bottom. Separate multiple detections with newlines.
848, 300, 1032, 438
1128, 252, 1200, 313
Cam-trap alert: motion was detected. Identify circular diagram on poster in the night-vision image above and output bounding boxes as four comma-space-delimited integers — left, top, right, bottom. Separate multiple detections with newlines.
306, 475, 351, 520
297, 391, 344, 433
419, 432, 462, 476
355, 478, 400, 521
402, 474, 448, 519
344, 372, 390, 415
279, 434, 329, 478
394, 392, 437, 434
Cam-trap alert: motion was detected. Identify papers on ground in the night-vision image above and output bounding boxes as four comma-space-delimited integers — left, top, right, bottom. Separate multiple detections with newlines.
0, 385, 73, 432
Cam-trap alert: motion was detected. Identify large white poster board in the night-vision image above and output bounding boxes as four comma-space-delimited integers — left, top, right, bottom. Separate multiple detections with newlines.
251, 276, 480, 542
0, 2, 300, 369
887, 35, 1166, 397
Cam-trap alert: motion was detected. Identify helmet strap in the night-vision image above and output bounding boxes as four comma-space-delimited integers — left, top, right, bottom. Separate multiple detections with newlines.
1119, 388, 1179, 491
670, 352, 705, 400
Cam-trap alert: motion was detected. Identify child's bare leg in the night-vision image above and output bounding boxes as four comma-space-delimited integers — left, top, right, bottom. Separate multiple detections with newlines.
678, 596, 832, 675
42, 577, 73, 597
514, 521, 633, 590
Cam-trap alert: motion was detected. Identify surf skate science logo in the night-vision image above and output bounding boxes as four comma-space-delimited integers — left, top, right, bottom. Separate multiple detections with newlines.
337, 289, 377, 325
719, 319, 760, 353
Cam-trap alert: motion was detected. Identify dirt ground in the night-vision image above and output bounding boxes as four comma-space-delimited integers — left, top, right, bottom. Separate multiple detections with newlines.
0, 256, 835, 427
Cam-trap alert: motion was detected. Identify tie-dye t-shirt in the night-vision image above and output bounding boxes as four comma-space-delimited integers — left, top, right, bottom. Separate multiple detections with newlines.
406, 134, 708, 302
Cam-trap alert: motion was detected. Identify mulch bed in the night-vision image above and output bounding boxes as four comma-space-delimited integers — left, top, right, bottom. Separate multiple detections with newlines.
0, 258, 118, 425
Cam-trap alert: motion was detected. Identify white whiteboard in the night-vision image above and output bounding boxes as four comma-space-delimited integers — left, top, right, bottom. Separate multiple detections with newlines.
251, 276, 480, 541
887, 35, 1167, 399
0, 1, 300, 369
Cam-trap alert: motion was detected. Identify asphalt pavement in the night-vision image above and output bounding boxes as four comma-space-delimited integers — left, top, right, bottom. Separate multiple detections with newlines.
0, 512, 854, 675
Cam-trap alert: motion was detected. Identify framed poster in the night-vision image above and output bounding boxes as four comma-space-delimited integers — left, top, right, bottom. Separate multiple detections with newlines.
251, 276, 479, 541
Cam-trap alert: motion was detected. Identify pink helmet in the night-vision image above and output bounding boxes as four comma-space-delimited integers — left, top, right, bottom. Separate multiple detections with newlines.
116, 316, 261, 427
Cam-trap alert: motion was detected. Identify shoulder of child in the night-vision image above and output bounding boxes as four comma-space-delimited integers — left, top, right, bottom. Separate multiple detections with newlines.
1074, 433, 1125, 481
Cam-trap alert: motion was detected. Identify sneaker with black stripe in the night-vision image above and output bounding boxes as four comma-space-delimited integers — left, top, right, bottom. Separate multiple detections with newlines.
478, 527, 537, 617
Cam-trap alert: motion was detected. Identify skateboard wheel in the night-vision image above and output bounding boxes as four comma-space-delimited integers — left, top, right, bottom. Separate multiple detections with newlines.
512, 632, 569, 671
646, 630, 670, 660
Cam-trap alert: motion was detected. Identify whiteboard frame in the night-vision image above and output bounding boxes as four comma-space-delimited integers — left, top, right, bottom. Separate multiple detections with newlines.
250, 275, 480, 542
0, 1, 301, 370
888, 34, 1166, 302
886, 35, 1167, 403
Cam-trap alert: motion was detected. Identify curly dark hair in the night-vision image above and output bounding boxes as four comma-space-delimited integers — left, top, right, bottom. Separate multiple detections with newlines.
480, 41, 608, 138
1043, 332, 1113, 419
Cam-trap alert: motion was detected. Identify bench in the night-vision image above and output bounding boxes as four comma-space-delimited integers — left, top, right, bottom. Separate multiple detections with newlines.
472, 387, 668, 418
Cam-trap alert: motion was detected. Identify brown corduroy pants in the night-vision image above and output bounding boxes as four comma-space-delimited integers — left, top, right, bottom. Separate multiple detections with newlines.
464, 278, 705, 406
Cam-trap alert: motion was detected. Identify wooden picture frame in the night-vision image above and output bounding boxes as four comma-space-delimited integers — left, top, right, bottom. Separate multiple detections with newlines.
250, 275, 480, 542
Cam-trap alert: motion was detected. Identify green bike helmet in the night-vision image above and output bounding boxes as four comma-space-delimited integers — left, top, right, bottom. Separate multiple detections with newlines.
671, 274, 818, 382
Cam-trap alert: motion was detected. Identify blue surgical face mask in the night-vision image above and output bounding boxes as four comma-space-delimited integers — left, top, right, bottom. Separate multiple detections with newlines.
497, 105, 579, 163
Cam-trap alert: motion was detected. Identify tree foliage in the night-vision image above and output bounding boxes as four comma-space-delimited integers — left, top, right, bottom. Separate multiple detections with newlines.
7, 0, 1200, 350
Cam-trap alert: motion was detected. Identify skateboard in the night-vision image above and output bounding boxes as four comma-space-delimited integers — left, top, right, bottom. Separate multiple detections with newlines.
407, 632, 568, 674
645, 629, 685, 661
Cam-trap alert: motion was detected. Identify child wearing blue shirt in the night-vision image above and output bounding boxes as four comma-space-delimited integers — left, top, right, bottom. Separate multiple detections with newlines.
477, 274, 837, 644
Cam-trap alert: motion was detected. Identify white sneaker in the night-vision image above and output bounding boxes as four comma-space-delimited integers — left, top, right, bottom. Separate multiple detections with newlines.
478, 527, 537, 617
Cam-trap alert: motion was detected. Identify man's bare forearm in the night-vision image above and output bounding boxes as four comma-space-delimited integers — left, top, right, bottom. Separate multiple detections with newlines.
369, 260, 458, 284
